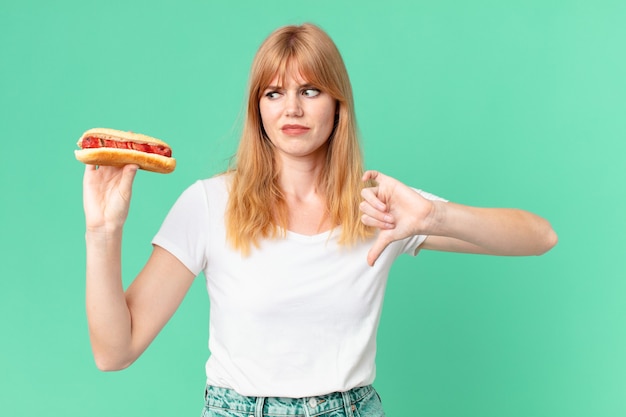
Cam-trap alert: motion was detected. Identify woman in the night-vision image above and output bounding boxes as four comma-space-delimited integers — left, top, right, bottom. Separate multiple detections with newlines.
82, 23, 557, 416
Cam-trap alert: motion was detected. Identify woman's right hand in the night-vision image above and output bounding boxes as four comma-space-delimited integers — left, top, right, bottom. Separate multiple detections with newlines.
83, 164, 139, 232
82, 163, 196, 371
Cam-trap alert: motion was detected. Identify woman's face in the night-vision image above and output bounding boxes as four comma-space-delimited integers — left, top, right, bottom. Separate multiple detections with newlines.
259, 66, 337, 163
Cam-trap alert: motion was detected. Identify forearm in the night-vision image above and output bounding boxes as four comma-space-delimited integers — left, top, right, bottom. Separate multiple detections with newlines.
85, 229, 134, 370
425, 202, 558, 256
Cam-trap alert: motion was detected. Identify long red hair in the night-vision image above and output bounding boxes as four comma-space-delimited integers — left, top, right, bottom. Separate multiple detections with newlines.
225, 23, 373, 254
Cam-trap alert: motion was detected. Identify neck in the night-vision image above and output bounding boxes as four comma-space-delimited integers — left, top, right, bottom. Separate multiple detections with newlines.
276, 154, 326, 201
274, 153, 332, 235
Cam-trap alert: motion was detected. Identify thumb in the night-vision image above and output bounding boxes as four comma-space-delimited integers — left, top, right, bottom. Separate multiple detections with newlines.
119, 164, 139, 195
367, 233, 391, 267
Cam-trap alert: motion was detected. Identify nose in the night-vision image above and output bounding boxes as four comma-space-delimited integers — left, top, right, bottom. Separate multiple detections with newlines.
284, 93, 303, 117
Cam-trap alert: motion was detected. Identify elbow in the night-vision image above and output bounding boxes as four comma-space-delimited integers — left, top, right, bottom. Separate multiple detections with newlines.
95, 361, 127, 372
93, 352, 134, 372
88, 333, 138, 371
535, 226, 558, 256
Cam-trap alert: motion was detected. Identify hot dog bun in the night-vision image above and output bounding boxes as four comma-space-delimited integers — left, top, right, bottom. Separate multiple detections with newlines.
75, 128, 176, 174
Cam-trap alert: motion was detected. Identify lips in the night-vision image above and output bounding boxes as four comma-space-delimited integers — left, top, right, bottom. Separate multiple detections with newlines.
281, 124, 310, 135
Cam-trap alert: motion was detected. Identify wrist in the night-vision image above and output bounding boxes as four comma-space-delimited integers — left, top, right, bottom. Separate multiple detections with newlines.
85, 226, 124, 242
422, 200, 446, 236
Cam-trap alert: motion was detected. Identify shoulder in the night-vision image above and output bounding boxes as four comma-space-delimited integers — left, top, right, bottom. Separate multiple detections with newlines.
185, 172, 232, 196
168, 173, 232, 212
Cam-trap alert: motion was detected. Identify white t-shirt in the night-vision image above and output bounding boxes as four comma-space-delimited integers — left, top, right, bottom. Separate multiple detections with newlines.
152, 174, 444, 397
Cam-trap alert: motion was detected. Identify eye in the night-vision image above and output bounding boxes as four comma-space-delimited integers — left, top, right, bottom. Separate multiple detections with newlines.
264, 91, 281, 99
302, 88, 321, 97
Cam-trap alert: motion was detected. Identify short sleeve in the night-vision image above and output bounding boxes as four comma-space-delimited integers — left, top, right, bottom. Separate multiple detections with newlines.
152, 181, 210, 276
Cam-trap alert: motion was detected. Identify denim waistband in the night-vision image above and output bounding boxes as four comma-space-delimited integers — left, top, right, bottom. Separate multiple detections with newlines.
204, 384, 374, 416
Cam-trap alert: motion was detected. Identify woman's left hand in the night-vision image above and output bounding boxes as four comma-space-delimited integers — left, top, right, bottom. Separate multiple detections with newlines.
360, 170, 558, 266
360, 170, 436, 266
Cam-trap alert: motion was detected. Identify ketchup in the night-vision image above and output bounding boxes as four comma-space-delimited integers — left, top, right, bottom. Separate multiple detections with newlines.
81, 136, 172, 157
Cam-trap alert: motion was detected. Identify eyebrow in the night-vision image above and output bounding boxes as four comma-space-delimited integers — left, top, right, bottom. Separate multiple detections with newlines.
264, 83, 318, 91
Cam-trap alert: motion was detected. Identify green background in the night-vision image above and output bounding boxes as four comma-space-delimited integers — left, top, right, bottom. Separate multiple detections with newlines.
1, 0, 625, 416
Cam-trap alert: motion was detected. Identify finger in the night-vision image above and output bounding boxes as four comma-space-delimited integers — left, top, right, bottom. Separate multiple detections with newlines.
361, 213, 394, 231
119, 164, 139, 192
83, 163, 95, 183
360, 187, 387, 212
83, 163, 98, 177
367, 235, 390, 267
360, 200, 394, 226
361, 170, 380, 183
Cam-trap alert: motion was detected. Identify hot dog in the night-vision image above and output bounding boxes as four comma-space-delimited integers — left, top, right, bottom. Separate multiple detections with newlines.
75, 128, 176, 173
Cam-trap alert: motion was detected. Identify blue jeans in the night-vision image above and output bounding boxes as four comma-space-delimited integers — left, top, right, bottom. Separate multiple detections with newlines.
201, 385, 385, 417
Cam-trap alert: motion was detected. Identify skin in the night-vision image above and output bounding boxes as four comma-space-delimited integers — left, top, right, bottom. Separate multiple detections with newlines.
82, 65, 557, 370
259, 69, 337, 234
260, 71, 336, 164
359, 170, 558, 266
83, 164, 195, 370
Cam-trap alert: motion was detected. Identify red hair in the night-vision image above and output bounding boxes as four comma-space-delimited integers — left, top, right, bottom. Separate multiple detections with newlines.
226, 23, 373, 254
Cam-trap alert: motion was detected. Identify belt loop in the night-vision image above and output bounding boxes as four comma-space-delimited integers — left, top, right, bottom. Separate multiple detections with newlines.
254, 396, 266, 417
341, 391, 355, 417
302, 398, 312, 417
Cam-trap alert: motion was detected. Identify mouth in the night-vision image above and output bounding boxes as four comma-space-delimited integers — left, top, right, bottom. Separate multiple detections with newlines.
281, 124, 310, 135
